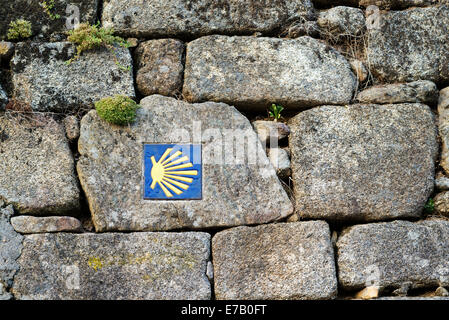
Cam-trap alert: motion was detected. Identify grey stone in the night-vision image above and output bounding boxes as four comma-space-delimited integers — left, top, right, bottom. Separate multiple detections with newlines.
0, 282, 11, 300
77, 95, 293, 232
63, 115, 80, 142
11, 42, 135, 113
268, 148, 291, 179
317, 6, 366, 38
285, 21, 320, 38
135, 39, 185, 97
0, 205, 23, 289
252, 120, 291, 146
12, 232, 211, 300
350, 59, 368, 83
436, 172, 449, 190
0, 114, 80, 215
102, 0, 315, 38
438, 87, 449, 175
289, 103, 438, 222
356, 81, 439, 105
0, 41, 14, 61
212, 221, 338, 300
434, 192, 449, 217
337, 219, 449, 290
366, 5, 449, 84
360, 0, 439, 9
10, 216, 82, 234
183, 35, 356, 111
0, 1, 98, 41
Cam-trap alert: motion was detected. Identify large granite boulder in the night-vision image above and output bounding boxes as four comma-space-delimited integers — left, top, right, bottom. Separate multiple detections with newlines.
11, 42, 134, 113
366, 5, 449, 84
212, 221, 338, 300
289, 103, 438, 222
183, 35, 356, 111
0, 205, 23, 291
102, 0, 315, 38
77, 95, 293, 232
0, 0, 98, 41
12, 232, 211, 300
337, 219, 449, 290
0, 113, 80, 215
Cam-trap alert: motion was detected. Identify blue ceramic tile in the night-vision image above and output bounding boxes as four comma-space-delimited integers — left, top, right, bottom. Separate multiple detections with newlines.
143, 144, 202, 200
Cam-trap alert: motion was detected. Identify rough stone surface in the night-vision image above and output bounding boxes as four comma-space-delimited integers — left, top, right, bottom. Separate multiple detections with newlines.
317, 6, 366, 38
63, 115, 80, 142
268, 148, 291, 179
135, 39, 185, 97
212, 221, 337, 300
183, 35, 356, 110
360, 0, 439, 9
0, 0, 98, 41
10, 216, 82, 234
289, 103, 438, 222
252, 120, 291, 146
434, 192, 449, 217
435, 172, 449, 191
11, 42, 134, 113
438, 87, 449, 175
0, 282, 11, 300
350, 59, 368, 83
337, 220, 449, 290
355, 286, 379, 300
77, 95, 293, 232
285, 21, 320, 38
0, 86, 7, 111
0, 114, 80, 215
0, 205, 23, 289
356, 81, 439, 106
12, 232, 211, 300
367, 5, 449, 84
102, 0, 315, 38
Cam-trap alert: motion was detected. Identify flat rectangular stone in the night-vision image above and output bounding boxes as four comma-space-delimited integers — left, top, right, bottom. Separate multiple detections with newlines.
102, 0, 314, 37
289, 103, 438, 222
1, 0, 98, 41
212, 221, 338, 300
12, 232, 211, 300
337, 219, 449, 290
183, 36, 356, 110
11, 42, 135, 113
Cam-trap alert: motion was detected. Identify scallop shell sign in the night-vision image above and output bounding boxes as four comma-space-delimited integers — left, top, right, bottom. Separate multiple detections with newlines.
143, 144, 202, 200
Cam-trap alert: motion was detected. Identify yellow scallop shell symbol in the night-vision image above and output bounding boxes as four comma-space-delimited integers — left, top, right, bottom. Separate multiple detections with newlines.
150, 148, 198, 198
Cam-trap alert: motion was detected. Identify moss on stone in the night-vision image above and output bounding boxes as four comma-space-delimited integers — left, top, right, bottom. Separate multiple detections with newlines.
7, 19, 32, 40
95, 95, 140, 126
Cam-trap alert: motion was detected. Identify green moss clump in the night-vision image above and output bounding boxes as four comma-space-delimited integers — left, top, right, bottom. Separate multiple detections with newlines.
66, 23, 129, 64
7, 19, 32, 40
95, 95, 140, 126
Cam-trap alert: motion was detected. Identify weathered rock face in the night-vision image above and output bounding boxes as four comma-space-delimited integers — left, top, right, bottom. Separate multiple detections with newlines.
252, 120, 291, 146
438, 87, 449, 175
337, 220, 449, 290
102, 0, 315, 38
317, 6, 366, 38
367, 5, 449, 84
0, 0, 98, 41
289, 104, 438, 222
135, 39, 185, 97
12, 232, 211, 300
434, 192, 449, 217
268, 148, 292, 179
77, 95, 292, 232
0, 205, 23, 289
360, 0, 439, 9
10, 216, 82, 234
349, 59, 368, 83
0, 114, 80, 215
212, 221, 337, 300
183, 36, 356, 110
11, 42, 134, 113
63, 115, 80, 142
435, 172, 449, 191
356, 81, 439, 106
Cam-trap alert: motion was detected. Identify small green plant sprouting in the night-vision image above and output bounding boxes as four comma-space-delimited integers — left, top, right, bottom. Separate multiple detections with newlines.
95, 95, 140, 126
40, 0, 61, 20
65, 22, 130, 65
268, 104, 284, 122
424, 198, 435, 214
7, 19, 32, 40
115, 61, 132, 72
